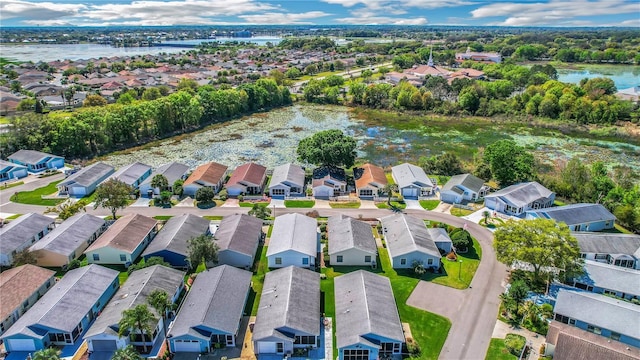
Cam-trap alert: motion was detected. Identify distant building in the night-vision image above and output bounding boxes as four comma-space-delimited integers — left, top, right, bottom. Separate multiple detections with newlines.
380, 214, 445, 270
107, 162, 152, 190
455, 47, 502, 63
8, 150, 64, 173
183, 161, 228, 197
226, 162, 267, 197
0, 160, 28, 182
573, 232, 640, 270
353, 163, 387, 200
57, 162, 115, 198
615, 86, 640, 102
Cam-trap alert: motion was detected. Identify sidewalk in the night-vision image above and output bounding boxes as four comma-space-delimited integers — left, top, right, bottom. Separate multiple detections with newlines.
492, 320, 545, 360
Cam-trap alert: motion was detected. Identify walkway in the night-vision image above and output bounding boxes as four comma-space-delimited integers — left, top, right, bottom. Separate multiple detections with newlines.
492, 320, 545, 360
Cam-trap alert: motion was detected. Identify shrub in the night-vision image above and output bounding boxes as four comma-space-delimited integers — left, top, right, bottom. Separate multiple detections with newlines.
306, 210, 320, 218
67, 259, 81, 271
195, 187, 215, 203
319, 224, 327, 232
219, 189, 228, 201
406, 338, 421, 357
237, 194, 244, 202
504, 334, 526, 356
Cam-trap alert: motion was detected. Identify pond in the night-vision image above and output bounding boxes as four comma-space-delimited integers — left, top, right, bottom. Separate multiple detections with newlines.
101, 105, 640, 174
555, 64, 640, 90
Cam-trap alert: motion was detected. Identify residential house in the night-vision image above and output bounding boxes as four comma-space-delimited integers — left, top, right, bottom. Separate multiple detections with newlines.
107, 162, 152, 189
253, 266, 320, 357
312, 166, 347, 199
353, 163, 387, 200
8, 150, 64, 173
570, 260, 640, 300
0, 160, 28, 182
30, 213, 107, 267
391, 163, 434, 199
573, 233, 640, 270
0, 265, 119, 353
139, 162, 189, 197
328, 215, 377, 266
526, 203, 616, 231
455, 48, 502, 63
615, 86, 640, 102
85, 214, 158, 266
484, 181, 555, 217
269, 163, 305, 199
215, 214, 263, 269
84, 265, 185, 354
168, 265, 252, 353
380, 214, 443, 270
183, 161, 228, 197
552, 289, 640, 349
0, 265, 56, 337
267, 213, 318, 269
57, 162, 115, 198
440, 173, 489, 204
142, 214, 211, 268
0, 213, 55, 267
545, 321, 640, 360
335, 271, 405, 360
225, 162, 267, 196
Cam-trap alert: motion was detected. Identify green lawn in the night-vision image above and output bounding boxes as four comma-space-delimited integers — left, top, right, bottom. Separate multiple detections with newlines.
450, 207, 474, 217
153, 215, 174, 221
376, 201, 407, 209
250, 246, 269, 316
203, 215, 224, 220
240, 201, 269, 208
5, 214, 22, 220
3, 181, 24, 189
0, 116, 10, 125
485, 338, 518, 360
426, 238, 482, 289
385, 173, 396, 184
329, 201, 361, 209
284, 200, 315, 208
10, 180, 64, 206
420, 200, 440, 210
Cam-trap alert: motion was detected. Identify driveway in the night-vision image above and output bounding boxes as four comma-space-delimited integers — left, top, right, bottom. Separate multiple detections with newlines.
221, 198, 239, 207
404, 199, 424, 210
268, 198, 286, 208
313, 199, 331, 209
359, 200, 378, 209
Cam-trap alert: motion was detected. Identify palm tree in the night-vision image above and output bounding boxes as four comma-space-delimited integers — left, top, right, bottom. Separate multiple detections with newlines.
381, 183, 398, 206
32, 348, 61, 360
482, 210, 491, 224
111, 345, 142, 360
147, 289, 175, 349
248, 203, 271, 219
118, 304, 157, 354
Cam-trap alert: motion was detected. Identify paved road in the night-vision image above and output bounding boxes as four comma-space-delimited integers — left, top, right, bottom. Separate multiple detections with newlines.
0, 178, 506, 360
0, 173, 65, 210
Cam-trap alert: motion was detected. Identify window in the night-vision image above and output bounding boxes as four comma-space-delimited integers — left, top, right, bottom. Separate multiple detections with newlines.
120, 254, 127, 262
272, 188, 285, 196
337, 255, 343, 263
294, 336, 315, 345
276, 343, 284, 353
344, 349, 369, 360
587, 325, 602, 335
427, 258, 433, 265
364, 255, 372, 263
595, 253, 608, 260
275, 257, 282, 265
93, 254, 100, 261
400, 258, 407, 265
360, 189, 373, 196
611, 332, 621, 341
302, 258, 309, 265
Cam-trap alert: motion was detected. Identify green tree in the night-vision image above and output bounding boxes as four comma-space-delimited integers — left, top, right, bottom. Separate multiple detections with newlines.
450, 229, 472, 251
348, 80, 367, 105
173, 179, 184, 196
248, 203, 271, 219
12, 249, 37, 267
32, 348, 61, 360
83, 94, 108, 107
494, 219, 582, 283
141, 87, 162, 101
381, 183, 399, 206
176, 78, 199, 94
127, 256, 170, 274
16, 98, 36, 111
111, 345, 142, 360
506, 280, 529, 315
186, 234, 219, 269
94, 178, 133, 220
118, 304, 156, 353
297, 129, 357, 168
150, 174, 169, 192
147, 289, 174, 348
458, 86, 481, 114
285, 67, 302, 79
45, 199, 86, 220
483, 140, 535, 186
195, 187, 215, 204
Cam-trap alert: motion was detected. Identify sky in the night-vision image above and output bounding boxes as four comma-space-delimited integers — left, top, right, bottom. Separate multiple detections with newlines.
1, 0, 639, 27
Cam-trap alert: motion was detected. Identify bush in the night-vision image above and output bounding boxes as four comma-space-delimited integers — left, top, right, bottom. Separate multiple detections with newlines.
67, 259, 81, 271
219, 189, 228, 201
306, 210, 320, 218
406, 338, 421, 357
504, 334, 526, 356
237, 194, 244, 201
195, 187, 215, 203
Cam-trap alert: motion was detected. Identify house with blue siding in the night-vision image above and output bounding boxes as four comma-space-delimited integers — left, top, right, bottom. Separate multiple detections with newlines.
8, 150, 64, 173
84, 265, 185, 355
545, 321, 640, 360
0, 264, 119, 353
440, 173, 489, 204
269, 163, 305, 199
85, 214, 158, 266
0, 213, 55, 267
335, 271, 405, 360
106, 162, 152, 189
570, 260, 640, 301
141, 214, 211, 268
215, 214, 263, 269
552, 290, 640, 349
0, 160, 27, 182
168, 265, 252, 353
267, 213, 318, 269
57, 162, 115, 198
139, 162, 189, 198
573, 233, 640, 270
484, 181, 555, 217
526, 203, 616, 231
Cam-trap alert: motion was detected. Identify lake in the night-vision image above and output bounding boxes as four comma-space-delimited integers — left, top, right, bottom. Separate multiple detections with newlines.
101, 104, 640, 175
556, 64, 640, 90
0, 37, 281, 62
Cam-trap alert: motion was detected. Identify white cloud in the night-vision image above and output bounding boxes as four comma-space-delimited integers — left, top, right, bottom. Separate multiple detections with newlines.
336, 15, 428, 25
238, 11, 332, 24
1, 0, 85, 21
323, 0, 473, 8
471, 0, 640, 26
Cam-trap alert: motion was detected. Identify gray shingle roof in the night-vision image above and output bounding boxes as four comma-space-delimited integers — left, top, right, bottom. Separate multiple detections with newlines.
84, 265, 185, 338
214, 214, 263, 257
328, 215, 377, 255
0, 159, 26, 170
109, 162, 151, 186
485, 181, 553, 208
380, 214, 441, 258
391, 163, 433, 189
269, 163, 305, 189
30, 213, 105, 256
528, 203, 616, 226
442, 173, 485, 193
575, 260, 640, 297
142, 214, 210, 258
253, 266, 320, 341
85, 214, 157, 253
59, 162, 115, 188
267, 214, 317, 258
335, 271, 404, 349
141, 162, 189, 185
8, 150, 62, 164
168, 265, 252, 339
0, 264, 119, 339
0, 213, 54, 254
573, 233, 640, 257
554, 289, 640, 340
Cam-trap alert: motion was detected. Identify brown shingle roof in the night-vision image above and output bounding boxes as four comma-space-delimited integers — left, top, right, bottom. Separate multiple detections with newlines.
547, 321, 640, 360
183, 162, 228, 186
355, 163, 388, 190
0, 264, 55, 320
227, 162, 266, 187
85, 214, 157, 253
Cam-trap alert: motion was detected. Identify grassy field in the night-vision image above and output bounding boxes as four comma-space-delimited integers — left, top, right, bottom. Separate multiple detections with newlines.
376, 201, 406, 209
239, 201, 269, 208
485, 338, 518, 360
153, 215, 174, 221
450, 207, 474, 217
249, 246, 269, 316
3, 181, 24, 189
203, 215, 223, 220
427, 238, 482, 289
10, 180, 64, 206
420, 200, 440, 210
329, 201, 361, 209
284, 200, 315, 208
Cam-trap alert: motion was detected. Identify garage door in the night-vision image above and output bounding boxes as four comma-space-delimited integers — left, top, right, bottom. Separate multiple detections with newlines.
314, 187, 332, 198
173, 339, 202, 352
258, 341, 277, 354
402, 188, 418, 199
91, 340, 118, 351
7, 339, 36, 351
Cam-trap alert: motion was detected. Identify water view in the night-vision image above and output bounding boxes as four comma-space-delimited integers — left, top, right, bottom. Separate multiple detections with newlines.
556, 65, 640, 90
